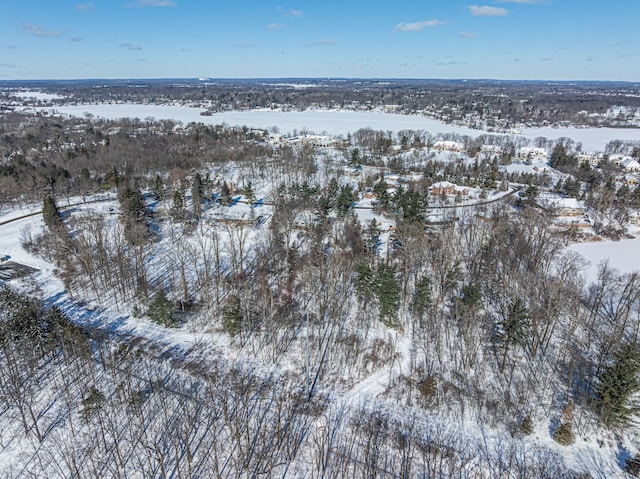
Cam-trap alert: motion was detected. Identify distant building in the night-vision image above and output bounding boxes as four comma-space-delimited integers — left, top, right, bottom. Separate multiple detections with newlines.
433, 140, 464, 152
538, 196, 585, 217
577, 152, 604, 167
431, 181, 456, 195
518, 147, 548, 163
481, 145, 503, 155
621, 158, 640, 172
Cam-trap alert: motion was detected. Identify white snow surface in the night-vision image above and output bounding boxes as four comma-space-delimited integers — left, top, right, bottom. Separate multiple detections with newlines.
569, 236, 640, 283
36, 104, 640, 151
519, 125, 640, 152
38, 104, 485, 138
10, 90, 65, 101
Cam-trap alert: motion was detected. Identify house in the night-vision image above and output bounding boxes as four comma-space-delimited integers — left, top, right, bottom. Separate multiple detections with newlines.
518, 147, 548, 163
625, 174, 638, 185
433, 140, 464, 152
481, 145, 503, 155
577, 152, 604, 167
621, 158, 640, 172
431, 181, 456, 195
609, 154, 632, 165
539, 197, 585, 217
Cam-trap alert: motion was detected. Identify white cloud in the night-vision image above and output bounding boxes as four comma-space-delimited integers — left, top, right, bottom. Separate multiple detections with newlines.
460, 31, 477, 38
395, 20, 444, 31
21, 23, 66, 38
278, 7, 303, 17
127, 0, 177, 7
233, 42, 256, 48
468, 5, 508, 16
266, 23, 283, 29
70, 36, 84, 42
498, 0, 545, 3
306, 39, 335, 47
75, 2, 94, 12
120, 43, 142, 51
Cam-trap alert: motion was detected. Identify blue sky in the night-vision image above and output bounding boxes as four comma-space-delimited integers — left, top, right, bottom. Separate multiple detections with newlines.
1, 0, 638, 81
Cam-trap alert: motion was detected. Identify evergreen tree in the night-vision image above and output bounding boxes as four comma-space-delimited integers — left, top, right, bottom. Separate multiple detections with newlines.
147, 290, 175, 327
42, 195, 64, 233
171, 189, 185, 220
151, 174, 165, 201
495, 298, 530, 372
350, 148, 362, 167
335, 184, 355, 216
242, 181, 256, 206
223, 295, 243, 337
412, 275, 432, 318
191, 173, 203, 217
376, 262, 400, 326
596, 342, 640, 428
103, 165, 120, 190
355, 261, 376, 300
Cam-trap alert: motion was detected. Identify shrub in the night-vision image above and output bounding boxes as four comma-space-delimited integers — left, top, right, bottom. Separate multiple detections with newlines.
553, 422, 574, 446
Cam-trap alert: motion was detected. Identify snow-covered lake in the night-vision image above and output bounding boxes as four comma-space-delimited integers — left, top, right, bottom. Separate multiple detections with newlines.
569, 236, 640, 282
38, 104, 485, 138
38, 104, 640, 151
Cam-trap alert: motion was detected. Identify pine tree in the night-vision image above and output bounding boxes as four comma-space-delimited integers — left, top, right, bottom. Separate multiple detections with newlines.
243, 181, 256, 206
42, 195, 64, 233
147, 290, 174, 327
376, 262, 400, 327
191, 173, 203, 217
412, 275, 432, 318
495, 298, 530, 372
151, 174, 165, 200
596, 342, 640, 428
103, 165, 120, 190
223, 295, 243, 337
335, 184, 355, 216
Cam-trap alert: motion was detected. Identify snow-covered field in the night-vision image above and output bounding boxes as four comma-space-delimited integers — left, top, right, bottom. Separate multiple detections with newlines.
35, 103, 640, 151
10, 90, 65, 101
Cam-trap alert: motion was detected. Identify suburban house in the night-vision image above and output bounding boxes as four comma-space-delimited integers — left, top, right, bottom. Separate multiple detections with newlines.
481, 145, 503, 155
610, 154, 632, 165
539, 196, 585, 217
577, 152, 604, 167
621, 158, 640, 172
518, 147, 548, 163
431, 181, 456, 195
433, 140, 464, 152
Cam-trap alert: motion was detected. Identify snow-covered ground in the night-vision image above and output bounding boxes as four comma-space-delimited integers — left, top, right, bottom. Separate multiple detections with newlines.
34, 103, 640, 151
519, 125, 640, 152
569, 236, 640, 283
9, 90, 65, 101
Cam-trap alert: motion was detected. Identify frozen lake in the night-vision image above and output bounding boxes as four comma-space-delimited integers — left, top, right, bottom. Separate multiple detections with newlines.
569, 236, 640, 283
37, 103, 640, 152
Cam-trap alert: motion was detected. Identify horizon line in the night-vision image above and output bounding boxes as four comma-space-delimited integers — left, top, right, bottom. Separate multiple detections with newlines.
1, 77, 639, 84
